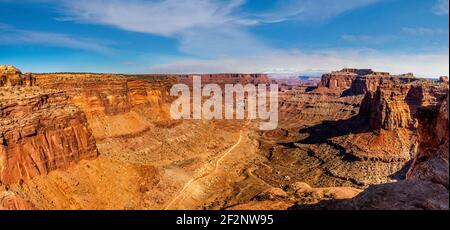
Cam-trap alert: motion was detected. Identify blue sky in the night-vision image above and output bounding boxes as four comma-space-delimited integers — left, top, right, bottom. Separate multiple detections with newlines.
0, 0, 448, 77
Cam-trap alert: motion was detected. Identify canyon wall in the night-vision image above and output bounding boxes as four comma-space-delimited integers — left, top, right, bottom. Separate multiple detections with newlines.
295, 92, 449, 210
407, 93, 449, 188
34, 74, 176, 116
1, 67, 98, 185
359, 80, 448, 131
0, 93, 98, 185
316, 68, 416, 96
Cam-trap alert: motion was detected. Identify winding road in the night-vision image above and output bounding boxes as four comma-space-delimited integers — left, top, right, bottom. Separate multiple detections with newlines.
164, 126, 246, 210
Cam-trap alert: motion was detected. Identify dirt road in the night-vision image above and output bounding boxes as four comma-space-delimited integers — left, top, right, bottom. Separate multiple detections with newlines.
164, 126, 246, 210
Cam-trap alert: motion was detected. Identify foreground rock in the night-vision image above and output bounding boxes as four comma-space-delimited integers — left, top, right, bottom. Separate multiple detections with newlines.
0, 189, 36, 210
1, 67, 98, 185
293, 93, 449, 210
228, 182, 362, 210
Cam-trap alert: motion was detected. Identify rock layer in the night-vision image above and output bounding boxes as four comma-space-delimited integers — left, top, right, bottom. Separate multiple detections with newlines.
294, 93, 449, 210
316, 68, 416, 96
1, 87, 98, 185
359, 81, 448, 131
0, 65, 35, 87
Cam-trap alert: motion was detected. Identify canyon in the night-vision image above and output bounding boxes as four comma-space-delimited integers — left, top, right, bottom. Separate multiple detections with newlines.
1, 65, 448, 210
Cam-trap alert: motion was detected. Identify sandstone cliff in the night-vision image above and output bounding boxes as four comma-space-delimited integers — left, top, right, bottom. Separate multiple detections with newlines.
407, 92, 449, 188
316, 68, 416, 96
34, 74, 175, 116
1, 67, 98, 185
294, 93, 449, 210
0, 90, 98, 185
359, 80, 447, 131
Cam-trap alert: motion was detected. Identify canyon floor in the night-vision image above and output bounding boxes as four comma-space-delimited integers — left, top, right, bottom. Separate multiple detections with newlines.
1, 66, 449, 210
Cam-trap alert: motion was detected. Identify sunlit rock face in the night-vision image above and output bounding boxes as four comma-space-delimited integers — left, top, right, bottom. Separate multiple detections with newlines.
1, 66, 98, 185
0, 65, 35, 87
359, 81, 447, 131
1, 65, 448, 210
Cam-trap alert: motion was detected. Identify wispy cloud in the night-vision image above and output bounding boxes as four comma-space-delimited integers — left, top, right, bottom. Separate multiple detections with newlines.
51, 0, 273, 57
48, 0, 382, 57
433, 0, 449, 16
55, 0, 246, 37
402, 27, 448, 36
2, 0, 446, 77
0, 24, 115, 54
250, 0, 381, 23
341, 34, 395, 44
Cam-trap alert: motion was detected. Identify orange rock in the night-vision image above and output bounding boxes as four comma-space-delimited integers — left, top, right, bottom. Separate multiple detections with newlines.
0, 190, 36, 210
0, 65, 35, 87
1, 90, 98, 185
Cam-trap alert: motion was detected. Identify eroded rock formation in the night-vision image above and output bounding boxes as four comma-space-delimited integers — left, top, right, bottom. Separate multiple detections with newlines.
0, 91, 98, 184
1, 65, 448, 210
407, 93, 449, 188
294, 93, 449, 210
0, 65, 35, 87
359, 80, 447, 131
1, 67, 98, 185
0, 189, 36, 210
316, 68, 416, 96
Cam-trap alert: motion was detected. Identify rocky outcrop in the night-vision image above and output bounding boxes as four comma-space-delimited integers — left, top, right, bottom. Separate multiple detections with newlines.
347, 74, 416, 96
34, 74, 174, 116
294, 93, 449, 210
1, 88, 98, 185
293, 179, 448, 210
0, 65, 35, 87
316, 69, 360, 94
0, 189, 36, 210
316, 68, 416, 96
407, 92, 449, 188
359, 81, 447, 131
228, 181, 362, 210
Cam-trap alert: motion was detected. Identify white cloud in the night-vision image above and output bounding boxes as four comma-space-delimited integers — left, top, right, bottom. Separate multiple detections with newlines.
433, 0, 449, 16
148, 49, 450, 77
253, 0, 380, 23
47, 0, 447, 77
3, 0, 447, 77
341, 34, 395, 44
402, 27, 448, 36
55, 0, 246, 37
49, 0, 382, 57
0, 24, 115, 54
51, 0, 273, 57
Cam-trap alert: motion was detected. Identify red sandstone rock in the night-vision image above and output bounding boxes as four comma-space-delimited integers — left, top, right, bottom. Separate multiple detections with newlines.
407, 92, 449, 188
359, 81, 447, 130
1, 90, 98, 185
34, 74, 176, 116
0, 190, 36, 210
294, 92, 449, 210
316, 68, 417, 96
0, 65, 35, 87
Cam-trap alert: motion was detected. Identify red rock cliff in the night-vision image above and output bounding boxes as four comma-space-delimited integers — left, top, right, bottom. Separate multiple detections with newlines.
316, 68, 416, 96
359, 81, 447, 131
34, 74, 176, 116
1, 85, 98, 185
407, 92, 449, 188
